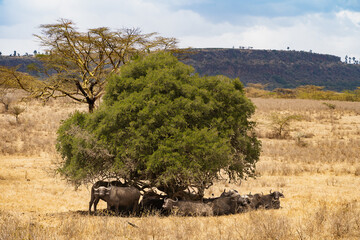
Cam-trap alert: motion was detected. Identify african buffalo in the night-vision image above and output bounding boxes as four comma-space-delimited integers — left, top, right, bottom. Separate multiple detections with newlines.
250, 190, 285, 209
202, 189, 250, 215
235, 195, 251, 213
211, 195, 240, 215
91, 186, 140, 215
89, 180, 126, 214
203, 189, 240, 203
162, 198, 213, 216
140, 192, 167, 215
220, 189, 240, 198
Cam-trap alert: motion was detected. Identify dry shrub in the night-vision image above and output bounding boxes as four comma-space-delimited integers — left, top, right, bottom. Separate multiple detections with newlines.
268, 112, 303, 139
245, 87, 271, 98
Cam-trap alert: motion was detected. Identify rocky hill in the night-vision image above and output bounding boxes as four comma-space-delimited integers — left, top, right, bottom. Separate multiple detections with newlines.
1, 49, 360, 91
0, 55, 41, 76
181, 48, 360, 91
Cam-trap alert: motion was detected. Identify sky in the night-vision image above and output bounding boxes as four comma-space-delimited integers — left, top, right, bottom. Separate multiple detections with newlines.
0, 0, 360, 60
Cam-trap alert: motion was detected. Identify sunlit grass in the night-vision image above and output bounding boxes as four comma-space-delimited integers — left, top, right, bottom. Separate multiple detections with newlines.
1, 91, 360, 239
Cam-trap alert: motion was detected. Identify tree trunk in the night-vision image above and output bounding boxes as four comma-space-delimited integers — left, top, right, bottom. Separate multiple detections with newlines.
88, 98, 96, 113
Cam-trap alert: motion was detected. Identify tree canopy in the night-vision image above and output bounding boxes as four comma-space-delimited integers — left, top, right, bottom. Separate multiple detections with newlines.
56, 52, 261, 197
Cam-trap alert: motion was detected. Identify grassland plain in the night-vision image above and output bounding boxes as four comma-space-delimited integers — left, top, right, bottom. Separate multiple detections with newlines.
1, 92, 360, 239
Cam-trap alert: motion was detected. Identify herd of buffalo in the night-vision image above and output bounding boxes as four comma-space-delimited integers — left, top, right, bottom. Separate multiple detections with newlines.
88, 181, 285, 217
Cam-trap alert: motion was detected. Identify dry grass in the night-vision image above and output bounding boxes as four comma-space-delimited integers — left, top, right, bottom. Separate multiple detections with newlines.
0, 90, 86, 156
1, 93, 360, 239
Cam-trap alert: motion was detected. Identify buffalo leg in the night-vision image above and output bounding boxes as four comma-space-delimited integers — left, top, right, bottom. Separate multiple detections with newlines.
132, 202, 139, 216
115, 205, 120, 215
93, 197, 100, 213
89, 198, 94, 214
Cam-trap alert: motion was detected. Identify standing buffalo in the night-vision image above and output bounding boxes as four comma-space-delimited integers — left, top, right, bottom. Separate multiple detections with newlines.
162, 198, 213, 216
89, 185, 140, 215
89, 180, 127, 214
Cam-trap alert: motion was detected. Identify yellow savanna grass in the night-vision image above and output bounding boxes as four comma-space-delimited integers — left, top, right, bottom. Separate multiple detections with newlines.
1, 90, 360, 239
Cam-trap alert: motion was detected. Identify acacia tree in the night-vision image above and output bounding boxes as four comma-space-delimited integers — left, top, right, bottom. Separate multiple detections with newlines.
56, 52, 261, 197
1, 19, 177, 112
269, 113, 302, 138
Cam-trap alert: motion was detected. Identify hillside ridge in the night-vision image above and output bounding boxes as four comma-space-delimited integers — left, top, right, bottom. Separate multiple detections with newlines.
181, 48, 360, 91
1, 49, 360, 91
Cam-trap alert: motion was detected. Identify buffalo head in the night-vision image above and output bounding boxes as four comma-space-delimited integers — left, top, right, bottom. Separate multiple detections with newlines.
94, 186, 111, 197
269, 189, 285, 200
162, 198, 178, 210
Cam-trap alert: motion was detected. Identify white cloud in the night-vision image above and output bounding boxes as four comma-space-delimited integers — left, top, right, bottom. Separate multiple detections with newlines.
336, 10, 360, 28
179, 11, 360, 59
0, 0, 359, 60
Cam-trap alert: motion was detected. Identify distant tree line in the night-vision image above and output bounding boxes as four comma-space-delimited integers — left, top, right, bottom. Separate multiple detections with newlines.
0, 50, 39, 57
344, 55, 359, 64
245, 83, 360, 102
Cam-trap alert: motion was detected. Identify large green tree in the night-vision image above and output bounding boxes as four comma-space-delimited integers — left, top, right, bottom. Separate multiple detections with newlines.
56, 52, 261, 197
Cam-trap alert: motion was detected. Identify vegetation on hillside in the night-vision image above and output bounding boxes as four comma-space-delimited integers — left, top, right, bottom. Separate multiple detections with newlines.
2, 47, 360, 102
246, 84, 360, 101
56, 52, 261, 197
182, 48, 360, 91
3, 47, 360, 93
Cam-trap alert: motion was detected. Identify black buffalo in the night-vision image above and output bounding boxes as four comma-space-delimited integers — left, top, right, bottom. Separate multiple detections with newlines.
140, 191, 167, 215
250, 190, 285, 209
89, 180, 140, 215
211, 195, 240, 215
89, 180, 126, 214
